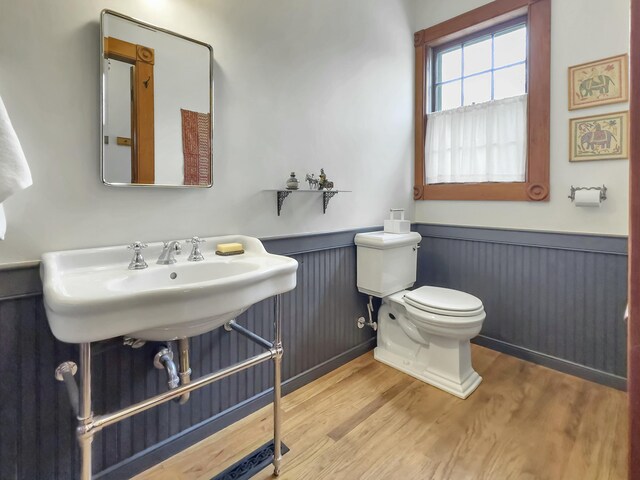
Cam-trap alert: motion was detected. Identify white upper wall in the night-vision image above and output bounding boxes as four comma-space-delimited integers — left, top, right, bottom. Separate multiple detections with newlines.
0, 0, 629, 265
412, 0, 630, 236
0, 0, 415, 264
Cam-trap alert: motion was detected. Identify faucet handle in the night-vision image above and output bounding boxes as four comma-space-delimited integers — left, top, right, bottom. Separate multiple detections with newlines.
186, 237, 205, 261
186, 236, 206, 245
128, 241, 148, 250
127, 241, 148, 270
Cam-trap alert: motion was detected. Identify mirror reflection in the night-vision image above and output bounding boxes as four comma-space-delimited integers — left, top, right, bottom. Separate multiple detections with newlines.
101, 10, 213, 187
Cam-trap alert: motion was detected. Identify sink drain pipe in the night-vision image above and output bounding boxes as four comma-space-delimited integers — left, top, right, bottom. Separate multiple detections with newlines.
177, 338, 192, 405
154, 341, 192, 404
154, 346, 180, 389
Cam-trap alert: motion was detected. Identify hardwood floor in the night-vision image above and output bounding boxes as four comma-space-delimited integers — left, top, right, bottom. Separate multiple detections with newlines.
135, 346, 627, 480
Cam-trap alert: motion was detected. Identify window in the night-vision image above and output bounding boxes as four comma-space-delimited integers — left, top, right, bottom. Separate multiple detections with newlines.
433, 19, 527, 112
413, 0, 550, 202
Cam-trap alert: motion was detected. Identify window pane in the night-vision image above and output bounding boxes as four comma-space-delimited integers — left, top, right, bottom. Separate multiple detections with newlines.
436, 80, 462, 111
438, 47, 461, 82
494, 26, 526, 67
463, 73, 491, 105
463, 36, 492, 75
494, 64, 526, 100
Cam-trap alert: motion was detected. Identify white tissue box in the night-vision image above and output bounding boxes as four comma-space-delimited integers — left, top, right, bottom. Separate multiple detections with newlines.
384, 209, 410, 234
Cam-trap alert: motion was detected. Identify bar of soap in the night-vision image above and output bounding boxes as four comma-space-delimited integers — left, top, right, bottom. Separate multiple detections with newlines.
216, 242, 244, 254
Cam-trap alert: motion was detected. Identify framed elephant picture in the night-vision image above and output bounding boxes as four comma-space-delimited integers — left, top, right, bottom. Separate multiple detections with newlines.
568, 54, 628, 110
569, 111, 629, 162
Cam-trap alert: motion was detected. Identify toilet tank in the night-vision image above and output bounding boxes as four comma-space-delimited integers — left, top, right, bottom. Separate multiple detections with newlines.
354, 231, 422, 298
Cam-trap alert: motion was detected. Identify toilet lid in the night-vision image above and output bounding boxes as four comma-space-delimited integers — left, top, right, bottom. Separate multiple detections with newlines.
404, 286, 484, 317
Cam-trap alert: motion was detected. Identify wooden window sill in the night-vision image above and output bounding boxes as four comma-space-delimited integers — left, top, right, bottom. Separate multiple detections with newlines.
414, 181, 549, 201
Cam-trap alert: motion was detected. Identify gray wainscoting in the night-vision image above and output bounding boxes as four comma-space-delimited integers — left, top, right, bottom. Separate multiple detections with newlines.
1, 224, 628, 478
0, 228, 377, 480
415, 224, 628, 390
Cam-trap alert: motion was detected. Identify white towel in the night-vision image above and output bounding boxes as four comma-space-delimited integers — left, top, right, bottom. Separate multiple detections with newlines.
0, 205, 5, 239
0, 94, 32, 240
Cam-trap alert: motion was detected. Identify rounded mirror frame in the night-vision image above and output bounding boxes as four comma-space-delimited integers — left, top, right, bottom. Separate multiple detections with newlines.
100, 9, 214, 188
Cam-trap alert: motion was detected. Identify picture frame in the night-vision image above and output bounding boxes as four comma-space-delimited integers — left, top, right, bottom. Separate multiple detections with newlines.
568, 54, 628, 110
569, 111, 629, 162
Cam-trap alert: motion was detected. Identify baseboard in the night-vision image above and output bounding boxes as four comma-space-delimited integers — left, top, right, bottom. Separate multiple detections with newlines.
95, 337, 376, 480
473, 335, 627, 391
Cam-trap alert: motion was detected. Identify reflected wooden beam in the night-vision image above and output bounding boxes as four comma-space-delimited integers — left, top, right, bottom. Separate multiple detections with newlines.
104, 36, 155, 184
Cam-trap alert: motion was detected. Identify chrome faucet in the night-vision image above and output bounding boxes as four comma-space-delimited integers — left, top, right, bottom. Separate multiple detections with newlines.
127, 241, 148, 270
157, 240, 182, 265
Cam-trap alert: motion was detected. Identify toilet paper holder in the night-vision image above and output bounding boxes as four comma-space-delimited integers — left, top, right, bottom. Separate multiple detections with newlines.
568, 185, 607, 202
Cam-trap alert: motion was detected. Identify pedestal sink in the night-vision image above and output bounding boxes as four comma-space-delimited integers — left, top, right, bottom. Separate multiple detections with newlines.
41, 235, 298, 342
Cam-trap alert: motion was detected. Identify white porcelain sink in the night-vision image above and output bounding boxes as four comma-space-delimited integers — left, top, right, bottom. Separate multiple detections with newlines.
41, 235, 298, 343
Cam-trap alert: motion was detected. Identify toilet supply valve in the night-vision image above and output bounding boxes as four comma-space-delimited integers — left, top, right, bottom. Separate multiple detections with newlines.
357, 296, 378, 331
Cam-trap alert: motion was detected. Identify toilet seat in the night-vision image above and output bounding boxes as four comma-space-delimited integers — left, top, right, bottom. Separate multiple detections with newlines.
404, 302, 486, 330
404, 286, 484, 317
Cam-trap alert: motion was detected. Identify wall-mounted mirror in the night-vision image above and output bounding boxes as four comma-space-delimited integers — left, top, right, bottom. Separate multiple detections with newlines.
100, 10, 213, 187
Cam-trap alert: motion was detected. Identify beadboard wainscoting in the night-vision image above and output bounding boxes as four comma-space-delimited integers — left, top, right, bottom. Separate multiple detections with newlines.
0, 224, 629, 479
0, 228, 377, 480
415, 224, 628, 390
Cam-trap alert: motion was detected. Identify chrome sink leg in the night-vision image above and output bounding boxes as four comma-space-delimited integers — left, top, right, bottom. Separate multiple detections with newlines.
57, 309, 285, 479
78, 342, 93, 480
273, 295, 283, 476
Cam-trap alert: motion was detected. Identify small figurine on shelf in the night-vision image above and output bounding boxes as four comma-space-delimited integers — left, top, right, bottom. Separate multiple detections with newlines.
305, 173, 319, 190
318, 168, 334, 190
286, 172, 299, 190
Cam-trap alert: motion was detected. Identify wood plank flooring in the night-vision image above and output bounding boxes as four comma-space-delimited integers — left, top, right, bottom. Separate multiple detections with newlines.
135, 346, 627, 480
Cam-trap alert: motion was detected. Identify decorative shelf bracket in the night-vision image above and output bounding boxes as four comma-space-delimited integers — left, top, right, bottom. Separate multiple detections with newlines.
322, 191, 339, 214
276, 191, 291, 216
270, 189, 350, 215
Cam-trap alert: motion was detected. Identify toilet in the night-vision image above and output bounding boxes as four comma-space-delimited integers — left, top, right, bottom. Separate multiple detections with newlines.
355, 231, 486, 399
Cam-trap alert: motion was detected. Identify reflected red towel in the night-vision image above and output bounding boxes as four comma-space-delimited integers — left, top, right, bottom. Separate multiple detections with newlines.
181, 109, 211, 186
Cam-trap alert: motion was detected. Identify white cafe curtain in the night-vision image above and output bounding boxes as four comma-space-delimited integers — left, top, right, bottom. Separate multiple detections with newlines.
425, 94, 527, 184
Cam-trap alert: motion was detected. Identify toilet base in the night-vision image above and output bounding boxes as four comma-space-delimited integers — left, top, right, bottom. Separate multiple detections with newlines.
374, 304, 482, 399
374, 345, 482, 399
